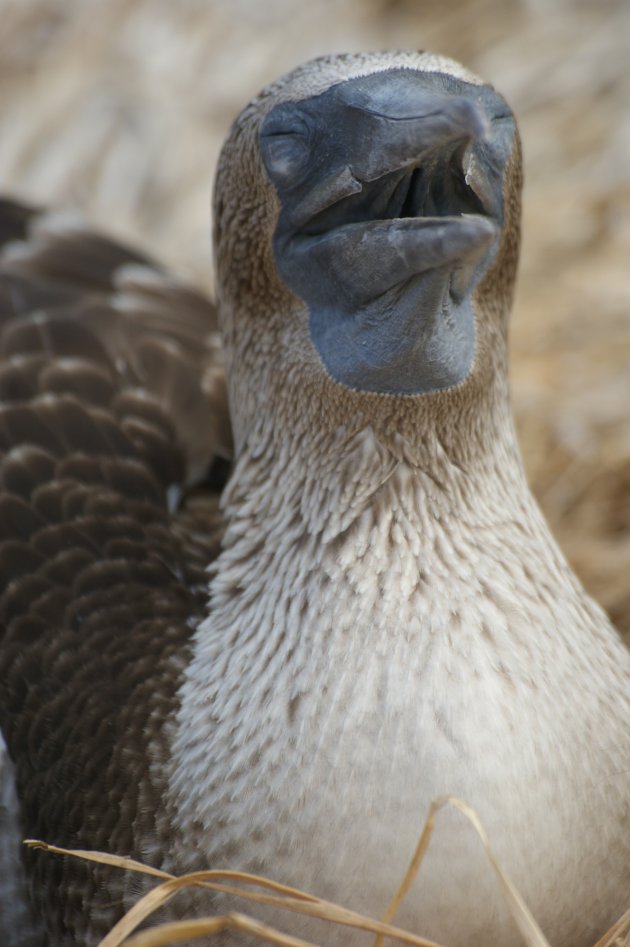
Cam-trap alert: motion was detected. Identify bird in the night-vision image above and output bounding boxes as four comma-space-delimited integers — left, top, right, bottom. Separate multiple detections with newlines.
0, 48, 628, 947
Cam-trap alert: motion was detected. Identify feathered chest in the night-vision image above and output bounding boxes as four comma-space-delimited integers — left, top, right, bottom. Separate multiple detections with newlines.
166, 455, 627, 946
172, 464, 568, 822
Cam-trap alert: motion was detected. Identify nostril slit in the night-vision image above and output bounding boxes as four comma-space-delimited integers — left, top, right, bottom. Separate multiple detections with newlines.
449, 150, 485, 216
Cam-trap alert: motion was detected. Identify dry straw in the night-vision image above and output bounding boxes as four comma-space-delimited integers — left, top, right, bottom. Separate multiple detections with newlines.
24, 796, 630, 947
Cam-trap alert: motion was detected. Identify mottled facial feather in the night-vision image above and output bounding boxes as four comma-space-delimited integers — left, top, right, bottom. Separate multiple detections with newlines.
214, 52, 521, 456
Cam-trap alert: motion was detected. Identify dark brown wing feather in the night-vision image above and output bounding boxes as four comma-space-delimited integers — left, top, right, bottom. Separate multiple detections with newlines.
0, 198, 231, 943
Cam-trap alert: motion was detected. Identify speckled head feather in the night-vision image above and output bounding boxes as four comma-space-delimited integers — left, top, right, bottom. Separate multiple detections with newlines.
215, 51, 522, 463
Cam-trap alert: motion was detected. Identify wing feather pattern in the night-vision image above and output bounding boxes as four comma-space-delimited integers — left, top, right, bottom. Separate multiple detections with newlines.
0, 198, 231, 943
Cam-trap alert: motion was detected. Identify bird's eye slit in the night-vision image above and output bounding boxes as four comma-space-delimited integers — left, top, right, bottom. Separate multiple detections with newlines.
264, 128, 305, 139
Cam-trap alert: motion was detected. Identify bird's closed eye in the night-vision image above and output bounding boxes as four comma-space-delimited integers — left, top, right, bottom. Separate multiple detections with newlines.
260, 112, 311, 187
261, 133, 311, 187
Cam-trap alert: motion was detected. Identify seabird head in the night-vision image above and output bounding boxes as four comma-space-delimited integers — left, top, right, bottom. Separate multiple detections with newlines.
214, 52, 521, 452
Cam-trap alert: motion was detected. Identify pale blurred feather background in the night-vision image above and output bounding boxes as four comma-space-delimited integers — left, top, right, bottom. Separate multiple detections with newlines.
0, 0, 628, 637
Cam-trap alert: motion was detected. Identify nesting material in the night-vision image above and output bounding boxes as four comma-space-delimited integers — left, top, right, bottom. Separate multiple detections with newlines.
24, 800, 630, 947
25, 798, 555, 947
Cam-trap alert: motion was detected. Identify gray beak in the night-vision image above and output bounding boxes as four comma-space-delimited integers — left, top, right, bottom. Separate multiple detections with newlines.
260, 68, 515, 395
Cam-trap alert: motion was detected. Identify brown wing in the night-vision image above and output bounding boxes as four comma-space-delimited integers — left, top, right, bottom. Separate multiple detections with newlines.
0, 198, 232, 943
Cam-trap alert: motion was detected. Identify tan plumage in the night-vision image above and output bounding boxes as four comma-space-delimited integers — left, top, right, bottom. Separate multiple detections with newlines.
0, 51, 628, 947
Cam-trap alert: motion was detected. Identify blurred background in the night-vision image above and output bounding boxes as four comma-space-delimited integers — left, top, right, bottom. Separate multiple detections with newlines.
0, 0, 628, 638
